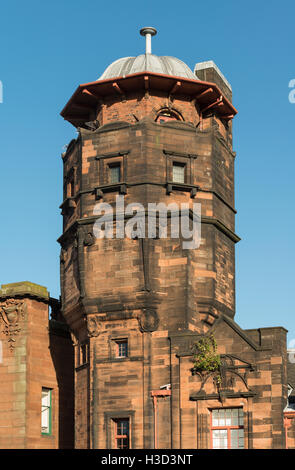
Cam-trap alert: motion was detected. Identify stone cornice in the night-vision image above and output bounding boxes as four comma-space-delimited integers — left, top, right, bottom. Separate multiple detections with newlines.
58, 213, 240, 246
0, 281, 49, 302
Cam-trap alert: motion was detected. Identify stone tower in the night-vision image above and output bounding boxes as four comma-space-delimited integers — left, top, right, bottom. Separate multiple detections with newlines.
59, 29, 288, 449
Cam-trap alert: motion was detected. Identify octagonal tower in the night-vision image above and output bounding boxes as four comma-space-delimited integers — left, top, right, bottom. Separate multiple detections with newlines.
59, 28, 239, 448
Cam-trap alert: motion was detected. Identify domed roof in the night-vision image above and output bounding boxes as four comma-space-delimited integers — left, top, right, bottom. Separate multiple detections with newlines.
98, 54, 198, 81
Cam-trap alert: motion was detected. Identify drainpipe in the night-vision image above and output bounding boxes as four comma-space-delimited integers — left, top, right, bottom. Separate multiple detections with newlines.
284, 416, 289, 449
284, 413, 295, 449
169, 337, 173, 448
151, 389, 171, 449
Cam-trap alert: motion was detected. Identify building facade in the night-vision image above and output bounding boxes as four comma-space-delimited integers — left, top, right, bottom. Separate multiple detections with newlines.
0, 282, 74, 448
0, 28, 294, 449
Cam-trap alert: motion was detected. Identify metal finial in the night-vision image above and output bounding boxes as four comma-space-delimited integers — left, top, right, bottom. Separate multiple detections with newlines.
140, 27, 157, 54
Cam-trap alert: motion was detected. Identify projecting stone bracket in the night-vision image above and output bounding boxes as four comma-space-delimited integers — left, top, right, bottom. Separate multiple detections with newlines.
190, 353, 256, 403
166, 182, 198, 198
190, 390, 257, 401
59, 197, 77, 215
94, 183, 127, 200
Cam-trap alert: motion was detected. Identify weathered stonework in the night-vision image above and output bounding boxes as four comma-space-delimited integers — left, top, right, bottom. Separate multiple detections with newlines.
0, 282, 74, 449
0, 299, 26, 350
56, 57, 289, 449
0, 39, 292, 449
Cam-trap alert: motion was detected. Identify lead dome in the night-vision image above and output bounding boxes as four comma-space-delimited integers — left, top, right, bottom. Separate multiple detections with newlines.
98, 27, 198, 81
98, 54, 198, 81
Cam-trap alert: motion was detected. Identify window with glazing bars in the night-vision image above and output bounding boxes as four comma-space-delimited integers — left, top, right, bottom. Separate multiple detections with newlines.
109, 163, 121, 183
116, 340, 128, 358
211, 408, 244, 449
41, 388, 52, 435
114, 418, 129, 449
172, 162, 185, 183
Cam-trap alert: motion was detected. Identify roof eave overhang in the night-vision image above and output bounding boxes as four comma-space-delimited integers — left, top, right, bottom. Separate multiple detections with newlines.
60, 71, 237, 128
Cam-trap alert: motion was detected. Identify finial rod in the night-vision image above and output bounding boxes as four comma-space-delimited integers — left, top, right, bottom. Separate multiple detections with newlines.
140, 27, 157, 54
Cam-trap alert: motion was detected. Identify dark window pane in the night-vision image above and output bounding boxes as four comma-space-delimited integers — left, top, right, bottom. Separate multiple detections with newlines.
117, 419, 129, 435
110, 165, 121, 183
115, 418, 130, 449
81, 344, 87, 364
117, 341, 128, 357
117, 437, 129, 449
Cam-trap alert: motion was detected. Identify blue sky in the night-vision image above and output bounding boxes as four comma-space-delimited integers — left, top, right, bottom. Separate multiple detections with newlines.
0, 0, 294, 343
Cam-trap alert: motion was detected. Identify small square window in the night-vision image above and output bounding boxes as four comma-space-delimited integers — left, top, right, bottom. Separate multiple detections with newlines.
172, 162, 185, 183
109, 164, 121, 183
115, 339, 128, 358
41, 388, 52, 435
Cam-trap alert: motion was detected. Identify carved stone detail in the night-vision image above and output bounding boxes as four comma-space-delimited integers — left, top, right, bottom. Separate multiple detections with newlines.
60, 248, 68, 263
138, 309, 159, 332
192, 354, 255, 402
0, 299, 26, 350
70, 332, 79, 347
83, 232, 95, 246
87, 315, 101, 338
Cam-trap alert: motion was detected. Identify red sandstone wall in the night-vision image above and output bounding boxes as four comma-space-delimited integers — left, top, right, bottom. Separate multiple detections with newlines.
59, 85, 288, 450
25, 299, 59, 449
96, 92, 200, 127
286, 418, 295, 449
0, 290, 74, 449
0, 304, 27, 449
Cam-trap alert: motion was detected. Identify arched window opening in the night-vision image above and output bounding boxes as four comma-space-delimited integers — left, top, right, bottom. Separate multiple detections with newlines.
155, 109, 182, 123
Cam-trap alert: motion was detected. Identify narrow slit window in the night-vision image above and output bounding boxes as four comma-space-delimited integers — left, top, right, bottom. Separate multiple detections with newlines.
41, 388, 52, 435
172, 162, 185, 183
69, 179, 75, 197
81, 344, 87, 364
66, 174, 75, 198
76, 343, 88, 367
